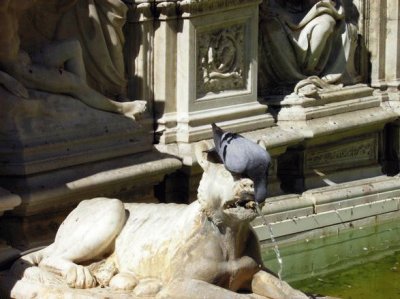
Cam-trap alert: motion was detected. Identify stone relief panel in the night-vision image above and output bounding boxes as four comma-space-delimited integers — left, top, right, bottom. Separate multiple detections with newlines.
0, 0, 146, 120
258, 0, 362, 97
305, 138, 377, 170
197, 24, 247, 97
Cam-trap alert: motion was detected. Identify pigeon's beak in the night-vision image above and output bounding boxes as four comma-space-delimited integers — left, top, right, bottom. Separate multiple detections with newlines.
254, 181, 268, 204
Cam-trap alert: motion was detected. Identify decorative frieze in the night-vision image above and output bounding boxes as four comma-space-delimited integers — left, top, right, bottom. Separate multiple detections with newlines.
178, 0, 258, 16
305, 138, 377, 170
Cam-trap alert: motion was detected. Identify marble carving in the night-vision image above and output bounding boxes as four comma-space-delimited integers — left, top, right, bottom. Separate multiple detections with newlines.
197, 24, 246, 96
259, 0, 359, 96
0, 0, 146, 120
4, 141, 309, 299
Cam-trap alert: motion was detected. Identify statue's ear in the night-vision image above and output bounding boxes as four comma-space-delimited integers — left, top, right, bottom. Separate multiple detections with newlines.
257, 139, 266, 150
195, 141, 213, 170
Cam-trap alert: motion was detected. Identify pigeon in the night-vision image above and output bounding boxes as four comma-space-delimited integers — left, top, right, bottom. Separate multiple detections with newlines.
210, 123, 271, 204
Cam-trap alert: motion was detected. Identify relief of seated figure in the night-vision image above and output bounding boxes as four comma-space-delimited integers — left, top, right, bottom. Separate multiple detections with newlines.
0, 0, 146, 120
259, 0, 360, 97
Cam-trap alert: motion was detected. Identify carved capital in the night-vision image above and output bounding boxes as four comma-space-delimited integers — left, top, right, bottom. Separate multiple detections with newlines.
178, 0, 260, 16
125, 0, 154, 22
156, 1, 179, 19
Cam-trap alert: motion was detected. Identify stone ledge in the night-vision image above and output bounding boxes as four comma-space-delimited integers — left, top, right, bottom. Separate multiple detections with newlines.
253, 175, 400, 241
0, 151, 182, 217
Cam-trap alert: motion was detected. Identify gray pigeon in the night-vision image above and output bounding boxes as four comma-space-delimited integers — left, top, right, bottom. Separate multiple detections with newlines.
210, 123, 271, 204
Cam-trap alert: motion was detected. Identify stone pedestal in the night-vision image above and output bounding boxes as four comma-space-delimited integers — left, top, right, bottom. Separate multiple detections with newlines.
155, 0, 270, 144
0, 90, 153, 176
265, 85, 397, 192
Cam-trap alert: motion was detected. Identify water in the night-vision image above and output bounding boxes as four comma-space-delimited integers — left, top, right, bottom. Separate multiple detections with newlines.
292, 250, 400, 299
261, 218, 400, 299
255, 202, 283, 281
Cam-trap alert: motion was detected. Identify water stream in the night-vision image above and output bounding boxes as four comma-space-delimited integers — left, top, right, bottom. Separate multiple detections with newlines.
255, 203, 283, 281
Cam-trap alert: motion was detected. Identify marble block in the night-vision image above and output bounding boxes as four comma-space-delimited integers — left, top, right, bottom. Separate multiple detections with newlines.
155, 0, 271, 144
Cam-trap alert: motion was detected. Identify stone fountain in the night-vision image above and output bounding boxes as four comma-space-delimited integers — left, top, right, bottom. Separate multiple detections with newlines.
1, 0, 400, 298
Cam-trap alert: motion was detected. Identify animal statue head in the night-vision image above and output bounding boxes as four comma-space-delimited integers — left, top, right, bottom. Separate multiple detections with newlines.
195, 141, 259, 226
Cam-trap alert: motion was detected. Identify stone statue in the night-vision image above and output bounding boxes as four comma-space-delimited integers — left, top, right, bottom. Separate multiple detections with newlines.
0, 0, 146, 120
2, 141, 319, 299
259, 0, 359, 96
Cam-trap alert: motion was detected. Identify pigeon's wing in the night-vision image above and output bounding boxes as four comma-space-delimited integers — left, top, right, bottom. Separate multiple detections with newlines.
222, 137, 249, 174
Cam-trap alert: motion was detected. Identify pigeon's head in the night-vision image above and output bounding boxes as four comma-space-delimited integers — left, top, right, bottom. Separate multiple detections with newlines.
195, 141, 259, 224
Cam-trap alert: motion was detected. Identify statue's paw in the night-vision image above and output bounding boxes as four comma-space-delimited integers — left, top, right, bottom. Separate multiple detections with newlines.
109, 272, 138, 291
66, 265, 97, 289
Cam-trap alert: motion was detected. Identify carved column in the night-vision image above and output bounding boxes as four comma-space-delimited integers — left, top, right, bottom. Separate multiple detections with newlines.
364, 0, 400, 173
125, 0, 155, 108
154, 1, 179, 144
366, 0, 400, 100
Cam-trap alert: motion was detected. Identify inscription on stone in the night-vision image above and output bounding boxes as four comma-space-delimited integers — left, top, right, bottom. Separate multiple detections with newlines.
306, 138, 377, 169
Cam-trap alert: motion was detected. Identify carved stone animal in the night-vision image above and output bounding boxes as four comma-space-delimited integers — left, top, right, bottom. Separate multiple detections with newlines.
5, 141, 312, 299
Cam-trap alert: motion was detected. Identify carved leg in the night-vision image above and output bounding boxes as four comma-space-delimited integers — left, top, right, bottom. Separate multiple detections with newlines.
30, 198, 126, 289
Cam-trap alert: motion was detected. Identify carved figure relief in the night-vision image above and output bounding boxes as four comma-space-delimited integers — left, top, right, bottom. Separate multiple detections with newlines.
197, 24, 246, 97
0, 0, 146, 120
259, 0, 360, 96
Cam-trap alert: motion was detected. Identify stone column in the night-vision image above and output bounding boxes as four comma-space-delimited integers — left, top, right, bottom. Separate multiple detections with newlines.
366, 0, 400, 101
364, 0, 400, 173
125, 0, 155, 109
154, 1, 179, 144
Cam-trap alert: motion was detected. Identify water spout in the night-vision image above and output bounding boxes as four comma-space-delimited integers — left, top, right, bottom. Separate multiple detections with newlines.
255, 202, 283, 281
